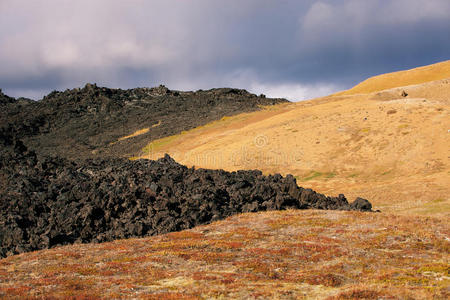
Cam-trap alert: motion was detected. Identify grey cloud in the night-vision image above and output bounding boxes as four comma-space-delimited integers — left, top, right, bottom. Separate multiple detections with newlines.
0, 0, 449, 101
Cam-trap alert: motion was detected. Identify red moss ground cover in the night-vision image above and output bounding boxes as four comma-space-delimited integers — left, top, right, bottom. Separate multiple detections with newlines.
0, 210, 448, 299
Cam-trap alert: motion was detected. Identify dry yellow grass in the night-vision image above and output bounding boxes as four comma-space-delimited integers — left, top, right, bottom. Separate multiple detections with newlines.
118, 127, 150, 142
110, 121, 162, 145
336, 60, 450, 95
139, 77, 450, 217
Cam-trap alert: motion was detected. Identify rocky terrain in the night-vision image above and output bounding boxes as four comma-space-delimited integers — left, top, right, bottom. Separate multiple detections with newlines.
0, 127, 371, 258
0, 61, 448, 299
1, 85, 373, 259
1, 84, 287, 160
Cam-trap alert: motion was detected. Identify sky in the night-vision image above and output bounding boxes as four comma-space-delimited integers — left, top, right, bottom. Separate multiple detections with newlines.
1, 0, 449, 101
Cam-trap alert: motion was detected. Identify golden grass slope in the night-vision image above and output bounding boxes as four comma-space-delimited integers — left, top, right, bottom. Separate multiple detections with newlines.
139, 77, 450, 216
337, 60, 450, 95
1, 210, 448, 299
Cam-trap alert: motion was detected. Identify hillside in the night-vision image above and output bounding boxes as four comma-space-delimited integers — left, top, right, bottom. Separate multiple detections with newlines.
139, 71, 450, 217
1, 84, 287, 160
336, 60, 450, 96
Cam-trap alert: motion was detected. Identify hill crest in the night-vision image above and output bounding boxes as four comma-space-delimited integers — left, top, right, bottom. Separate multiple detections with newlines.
1, 84, 288, 160
337, 60, 450, 95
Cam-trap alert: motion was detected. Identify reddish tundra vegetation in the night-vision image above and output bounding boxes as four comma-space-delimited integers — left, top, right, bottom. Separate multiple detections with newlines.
0, 210, 448, 299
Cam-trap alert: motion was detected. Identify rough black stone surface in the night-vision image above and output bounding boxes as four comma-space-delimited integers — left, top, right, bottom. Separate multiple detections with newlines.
0, 129, 372, 258
1, 84, 288, 160
0, 89, 16, 105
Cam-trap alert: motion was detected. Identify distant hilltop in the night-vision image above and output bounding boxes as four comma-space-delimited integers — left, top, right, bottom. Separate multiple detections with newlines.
0, 84, 288, 160
337, 60, 450, 95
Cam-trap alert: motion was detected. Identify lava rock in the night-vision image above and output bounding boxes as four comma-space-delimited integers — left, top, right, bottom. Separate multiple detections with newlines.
1, 85, 288, 160
351, 197, 372, 211
0, 130, 373, 258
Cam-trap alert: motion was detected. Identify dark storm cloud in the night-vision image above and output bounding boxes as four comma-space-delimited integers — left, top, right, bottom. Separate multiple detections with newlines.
0, 0, 449, 100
